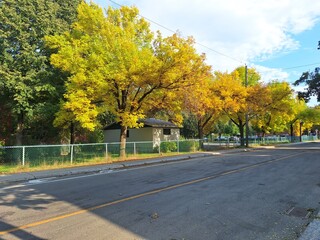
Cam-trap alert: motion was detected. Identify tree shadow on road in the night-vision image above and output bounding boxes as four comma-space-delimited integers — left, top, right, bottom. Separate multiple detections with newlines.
0, 220, 46, 240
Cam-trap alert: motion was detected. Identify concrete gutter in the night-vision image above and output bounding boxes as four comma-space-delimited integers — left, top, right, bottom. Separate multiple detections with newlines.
299, 212, 320, 240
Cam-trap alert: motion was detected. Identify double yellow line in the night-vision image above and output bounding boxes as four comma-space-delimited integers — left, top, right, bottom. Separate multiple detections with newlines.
0, 152, 303, 236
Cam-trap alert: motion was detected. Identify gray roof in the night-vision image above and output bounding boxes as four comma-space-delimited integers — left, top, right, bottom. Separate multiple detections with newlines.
141, 118, 179, 128
104, 118, 179, 130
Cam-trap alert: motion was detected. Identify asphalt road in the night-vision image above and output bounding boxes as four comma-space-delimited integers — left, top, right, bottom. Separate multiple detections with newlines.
1, 142, 320, 240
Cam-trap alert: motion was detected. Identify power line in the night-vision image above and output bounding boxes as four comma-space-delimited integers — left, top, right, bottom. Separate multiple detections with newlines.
108, 0, 319, 72
108, 0, 176, 34
282, 62, 320, 70
108, 0, 243, 64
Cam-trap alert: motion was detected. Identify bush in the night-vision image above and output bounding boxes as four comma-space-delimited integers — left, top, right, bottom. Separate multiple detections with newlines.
179, 140, 200, 152
160, 141, 177, 153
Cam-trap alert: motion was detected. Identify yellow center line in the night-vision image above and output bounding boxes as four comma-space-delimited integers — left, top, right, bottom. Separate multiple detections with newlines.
0, 151, 304, 235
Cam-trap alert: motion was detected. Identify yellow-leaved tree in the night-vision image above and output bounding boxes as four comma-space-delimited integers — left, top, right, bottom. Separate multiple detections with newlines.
182, 72, 222, 141
287, 100, 320, 141
212, 66, 276, 146
251, 81, 294, 136
46, 2, 210, 157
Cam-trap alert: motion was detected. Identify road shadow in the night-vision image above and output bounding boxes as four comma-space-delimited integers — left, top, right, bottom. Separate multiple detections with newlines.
1, 144, 320, 239
0, 220, 46, 240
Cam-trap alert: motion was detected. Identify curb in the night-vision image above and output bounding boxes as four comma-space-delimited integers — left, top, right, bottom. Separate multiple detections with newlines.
0, 147, 285, 185
0, 152, 220, 184
299, 212, 320, 240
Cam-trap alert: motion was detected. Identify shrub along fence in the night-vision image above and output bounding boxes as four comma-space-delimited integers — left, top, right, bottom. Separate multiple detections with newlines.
0, 140, 201, 167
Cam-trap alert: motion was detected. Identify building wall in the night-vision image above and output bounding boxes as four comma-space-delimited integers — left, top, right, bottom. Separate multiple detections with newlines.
104, 129, 120, 143
104, 127, 153, 143
104, 127, 180, 146
153, 128, 180, 147
128, 128, 153, 142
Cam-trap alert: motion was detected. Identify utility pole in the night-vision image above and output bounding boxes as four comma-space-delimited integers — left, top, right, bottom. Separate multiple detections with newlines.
245, 65, 249, 148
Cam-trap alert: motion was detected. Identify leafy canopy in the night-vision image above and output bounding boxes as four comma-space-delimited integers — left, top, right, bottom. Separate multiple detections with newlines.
0, 0, 81, 144
294, 67, 320, 103
46, 2, 210, 132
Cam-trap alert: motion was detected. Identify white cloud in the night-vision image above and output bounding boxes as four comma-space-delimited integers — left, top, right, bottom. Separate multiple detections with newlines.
95, 0, 320, 84
252, 65, 289, 83
113, 0, 320, 72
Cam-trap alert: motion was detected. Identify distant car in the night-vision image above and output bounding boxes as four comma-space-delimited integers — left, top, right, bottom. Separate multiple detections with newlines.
215, 136, 228, 141
229, 136, 239, 141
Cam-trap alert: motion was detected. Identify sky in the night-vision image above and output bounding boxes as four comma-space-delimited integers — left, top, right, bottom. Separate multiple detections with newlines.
93, 0, 320, 105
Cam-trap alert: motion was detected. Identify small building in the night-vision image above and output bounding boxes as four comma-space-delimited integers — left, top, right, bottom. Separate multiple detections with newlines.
103, 118, 180, 146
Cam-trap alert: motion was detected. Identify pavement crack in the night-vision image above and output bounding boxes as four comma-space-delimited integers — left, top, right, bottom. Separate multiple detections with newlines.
25, 172, 37, 180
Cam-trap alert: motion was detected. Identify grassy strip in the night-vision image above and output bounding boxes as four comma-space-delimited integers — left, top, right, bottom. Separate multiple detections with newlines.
0, 152, 192, 174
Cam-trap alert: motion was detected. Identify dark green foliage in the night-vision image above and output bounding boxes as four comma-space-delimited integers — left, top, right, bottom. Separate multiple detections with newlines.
160, 141, 177, 153
181, 114, 198, 138
213, 120, 238, 136
179, 140, 200, 152
294, 68, 320, 103
0, 0, 81, 145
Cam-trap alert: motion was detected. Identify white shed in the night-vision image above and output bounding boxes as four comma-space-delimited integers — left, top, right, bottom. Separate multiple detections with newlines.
103, 118, 180, 146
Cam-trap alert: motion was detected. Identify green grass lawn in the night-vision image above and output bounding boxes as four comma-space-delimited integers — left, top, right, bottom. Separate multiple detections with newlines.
0, 151, 193, 174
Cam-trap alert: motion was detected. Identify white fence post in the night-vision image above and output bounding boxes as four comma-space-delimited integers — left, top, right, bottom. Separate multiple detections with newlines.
70, 145, 74, 164
22, 146, 25, 166
105, 143, 108, 160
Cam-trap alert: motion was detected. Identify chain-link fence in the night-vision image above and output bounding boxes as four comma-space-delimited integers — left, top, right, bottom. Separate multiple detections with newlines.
1, 136, 317, 167
247, 135, 319, 145
208, 135, 319, 145
0, 140, 201, 167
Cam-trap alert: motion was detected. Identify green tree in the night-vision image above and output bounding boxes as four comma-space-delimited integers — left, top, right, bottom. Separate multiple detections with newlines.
181, 113, 198, 139
236, 66, 261, 86
0, 0, 81, 145
46, 3, 210, 158
294, 67, 320, 103
212, 118, 239, 137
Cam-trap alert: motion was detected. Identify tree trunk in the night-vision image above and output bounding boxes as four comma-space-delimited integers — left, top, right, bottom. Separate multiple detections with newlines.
70, 122, 75, 144
290, 123, 294, 142
15, 113, 24, 146
260, 126, 264, 138
238, 120, 245, 147
119, 125, 127, 159
197, 121, 204, 149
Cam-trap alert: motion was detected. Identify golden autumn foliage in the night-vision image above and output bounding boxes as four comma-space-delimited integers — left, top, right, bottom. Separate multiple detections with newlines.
252, 81, 294, 135
181, 72, 222, 138
212, 70, 249, 143
46, 2, 211, 156
44, 2, 320, 151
